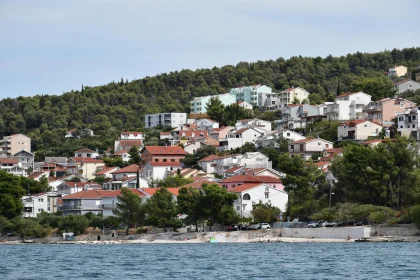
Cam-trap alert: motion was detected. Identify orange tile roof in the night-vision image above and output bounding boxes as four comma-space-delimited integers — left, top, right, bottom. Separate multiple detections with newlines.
198, 154, 220, 162
0, 158, 18, 164
225, 166, 244, 173
336, 92, 360, 98
111, 164, 140, 174
289, 137, 316, 144
324, 148, 343, 154
95, 166, 118, 175
179, 180, 220, 189
220, 175, 281, 183
144, 146, 186, 155
113, 149, 129, 156
119, 140, 143, 147
229, 183, 262, 193
141, 188, 180, 196
62, 189, 144, 199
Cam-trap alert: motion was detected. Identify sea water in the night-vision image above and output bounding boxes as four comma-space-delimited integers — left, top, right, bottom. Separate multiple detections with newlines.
1, 243, 419, 279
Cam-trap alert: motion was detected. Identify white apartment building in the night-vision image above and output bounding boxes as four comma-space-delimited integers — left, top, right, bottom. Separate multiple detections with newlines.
337, 120, 384, 141
190, 93, 236, 114
229, 84, 272, 107
288, 137, 333, 161
145, 113, 187, 128
22, 192, 61, 218
397, 105, 420, 141
325, 92, 371, 121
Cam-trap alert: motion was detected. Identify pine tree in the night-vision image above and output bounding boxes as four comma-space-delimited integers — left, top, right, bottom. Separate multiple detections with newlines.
336, 77, 341, 96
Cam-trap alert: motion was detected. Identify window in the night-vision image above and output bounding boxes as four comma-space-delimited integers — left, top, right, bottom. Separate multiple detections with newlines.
38, 198, 43, 202
287, 133, 290, 136
155, 159, 159, 162
413, 116, 416, 120
265, 193, 269, 199
326, 144, 329, 148
87, 154, 91, 157
399, 117, 404, 121
78, 154, 82, 157
400, 101, 404, 108
171, 159, 175, 162
243, 193, 251, 200
413, 125, 416, 128
163, 159, 167, 162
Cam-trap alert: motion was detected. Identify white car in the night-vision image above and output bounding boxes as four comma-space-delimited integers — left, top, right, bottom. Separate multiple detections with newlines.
258, 223, 271, 229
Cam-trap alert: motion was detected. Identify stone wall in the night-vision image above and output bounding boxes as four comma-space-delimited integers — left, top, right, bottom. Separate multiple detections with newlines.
372, 224, 420, 237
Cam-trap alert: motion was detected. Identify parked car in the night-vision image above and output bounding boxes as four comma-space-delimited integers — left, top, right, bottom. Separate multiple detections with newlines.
257, 223, 271, 229
249, 224, 259, 230
318, 220, 328, 227
308, 221, 319, 228
225, 225, 238, 231
325, 221, 338, 227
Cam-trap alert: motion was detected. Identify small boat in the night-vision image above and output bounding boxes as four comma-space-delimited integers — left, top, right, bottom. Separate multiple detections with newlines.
23, 239, 34, 243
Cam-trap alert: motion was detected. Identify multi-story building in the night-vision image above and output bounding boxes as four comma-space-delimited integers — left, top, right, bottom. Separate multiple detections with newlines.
213, 152, 272, 176
229, 84, 272, 107
275, 104, 319, 130
388, 65, 407, 77
235, 118, 272, 132
141, 162, 182, 181
0, 158, 26, 176
114, 131, 143, 153
393, 80, 420, 95
337, 120, 384, 141
141, 146, 186, 166
22, 192, 61, 217
74, 148, 98, 159
12, 150, 34, 169
278, 87, 310, 108
144, 113, 187, 128
363, 98, 416, 126
325, 92, 371, 121
67, 157, 105, 180
397, 105, 420, 141
190, 93, 236, 114
0, 134, 31, 158
288, 137, 333, 161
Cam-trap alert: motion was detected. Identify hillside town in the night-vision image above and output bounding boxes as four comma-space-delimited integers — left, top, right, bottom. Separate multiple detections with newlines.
1, 63, 420, 240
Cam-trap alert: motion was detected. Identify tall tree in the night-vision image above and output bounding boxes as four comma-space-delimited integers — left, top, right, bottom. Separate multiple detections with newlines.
113, 188, 145, 235
251, 201, 281, 224
128, 145, 141, 164
177, 187, 205, 231
205, 97, 225, 124
0, 171, 26, 219
145, 188, 178, 232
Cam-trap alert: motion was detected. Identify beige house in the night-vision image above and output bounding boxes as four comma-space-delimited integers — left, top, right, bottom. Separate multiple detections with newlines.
288, 137, 333, 161
68, 157, 105, 180
0, 134, 31, 158
337, 120, 384, 141
278, 87, 310, 108
388, 65, 407, 77
363, 98, 416, 126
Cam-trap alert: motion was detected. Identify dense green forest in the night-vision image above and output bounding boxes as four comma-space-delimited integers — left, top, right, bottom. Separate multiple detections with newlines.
0, 47, 419, 160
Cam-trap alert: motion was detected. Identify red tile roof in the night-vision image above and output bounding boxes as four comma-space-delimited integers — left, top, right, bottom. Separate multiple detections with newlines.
225, 166, 244, 173
220, 175, 281, 183
28, 171, 48, 179
324, 148, 343, 154
229, 183, 262, 193
95, 166, 118, 175
289, 137, 316, 144
141, 188, 180, 196
0, 158, 18, 164
62, 189, 144, 199
149, 162, 182, 167
178, 130, 208, 138
119, 140, 143, 147
336, 92, 360, 98
71, 157, 104, 163
144, 146, 186, 155
75, 148, 96, 153
198, 154, 220, 162
113, 149, 129, 156
111, 164, 140, 174
179, 179, 220, 189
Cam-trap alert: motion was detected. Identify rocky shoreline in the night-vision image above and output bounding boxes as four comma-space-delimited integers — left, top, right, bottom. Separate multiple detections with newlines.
2, 229, 420, 244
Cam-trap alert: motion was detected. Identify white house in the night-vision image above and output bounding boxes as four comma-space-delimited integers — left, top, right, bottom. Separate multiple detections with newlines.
281, 130, 306, 142
95, 166, 119, 178
325, 92, 372, 121
56, 182, 103, 196
113, 149, 130, 162
219, 127, 264, 151
393, 80, 420, 95
145, 113, 187, 129
141, 162, 182, 182
255, 130, 305, 149
74, 148, 99, 159
197, 155, 220, 173
236, 119, 272, 132
120, 131, 143, 140
22, 192, 61, 217
195, 119, 219, 131
238, 101, 253, 110
213, 152, 272, 176
0, 158, 26, 176
12, 150, 34, 169
337, 120, 384, 141
278, 87, 310, 108
288, 137, 334, 161
110, 164, 140, 180
397, 105, 420, 141
115, 132, 144, 153
231, 183, 288, 218
102, 176, 149, 190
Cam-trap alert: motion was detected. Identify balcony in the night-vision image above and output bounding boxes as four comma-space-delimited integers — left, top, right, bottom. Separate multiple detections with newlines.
59, 205, 82, 211
101, 204, 117, 209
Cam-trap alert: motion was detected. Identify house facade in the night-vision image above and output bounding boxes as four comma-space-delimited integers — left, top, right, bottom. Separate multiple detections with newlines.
231, 183, 288, 218
278, 87, 310, 108
275, 104, 319, 130
337, 120, 384, 141
388, 65, 407, 77
68, 158, 105, 180
145, 113, 187, 128
363, 98, 416, 126
229, 84, 272, 107
220, 175, 283, 190
393, 80, 420, 95
190, 93, 236, 114
325, 92, 371, 121
141, 146, 186, 165
0, 134, 31, 158
74, 148, 98, 159
197, 155, 220, 173
0, 158, 26, 176
397, 105, 420, 140
288, 138, 333, 160
12, 150, 34, 169
101, 189, 146, 217
141, 162, 182, 181
219, 127, 263, 151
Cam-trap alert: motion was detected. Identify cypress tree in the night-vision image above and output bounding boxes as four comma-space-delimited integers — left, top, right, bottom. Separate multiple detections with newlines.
336, 77, 341, 96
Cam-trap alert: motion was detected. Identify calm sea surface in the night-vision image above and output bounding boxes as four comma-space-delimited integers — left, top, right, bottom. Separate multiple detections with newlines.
1, 243, 419, 279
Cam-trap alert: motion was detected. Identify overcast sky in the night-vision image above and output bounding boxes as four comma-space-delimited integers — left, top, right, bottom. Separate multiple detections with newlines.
0, 0, 419, 98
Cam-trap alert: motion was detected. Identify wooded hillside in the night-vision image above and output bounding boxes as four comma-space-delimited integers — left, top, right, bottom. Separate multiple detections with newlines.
1, 47, 419, 159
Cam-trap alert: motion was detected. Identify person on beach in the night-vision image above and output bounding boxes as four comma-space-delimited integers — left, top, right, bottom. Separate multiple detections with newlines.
347, 235, 351, 241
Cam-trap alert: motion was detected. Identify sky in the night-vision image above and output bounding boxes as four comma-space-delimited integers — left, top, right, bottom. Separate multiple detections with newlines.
0, 0, 419, 98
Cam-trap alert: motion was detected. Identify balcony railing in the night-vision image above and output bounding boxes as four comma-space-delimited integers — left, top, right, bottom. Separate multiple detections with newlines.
101, 204, 117, 209
58, 205, 82, 211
